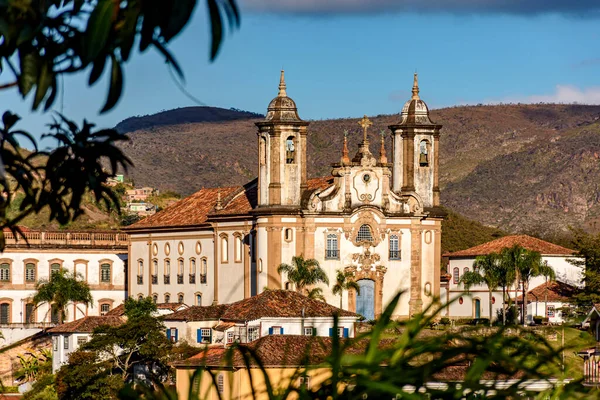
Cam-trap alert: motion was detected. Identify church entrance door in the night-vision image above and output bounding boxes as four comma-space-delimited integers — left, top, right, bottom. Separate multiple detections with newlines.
356, 279, 375, 320
474, 299, 481, 319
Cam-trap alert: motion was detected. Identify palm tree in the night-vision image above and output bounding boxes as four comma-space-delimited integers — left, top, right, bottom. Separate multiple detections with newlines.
277, 256, 329, 296
33, 269, 93, 324
500, 245, 528, 325
460, 253, 502, 326
332, 269, 360, 309
306, 287, 326, 301
538, 261, 556, 319
498, 248, 518, 325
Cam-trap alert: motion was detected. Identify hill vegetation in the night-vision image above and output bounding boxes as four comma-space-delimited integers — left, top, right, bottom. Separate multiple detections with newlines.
115, 103, 600, 239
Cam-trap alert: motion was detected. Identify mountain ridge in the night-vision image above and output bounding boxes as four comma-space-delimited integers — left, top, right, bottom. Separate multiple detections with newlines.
115, 103, 600, 238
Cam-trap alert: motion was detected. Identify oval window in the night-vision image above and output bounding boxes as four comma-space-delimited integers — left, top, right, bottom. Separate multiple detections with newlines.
195, 241, 202, 255
164, 243, 171, 256
152, 243, 158, 256
178, 241, 184, 255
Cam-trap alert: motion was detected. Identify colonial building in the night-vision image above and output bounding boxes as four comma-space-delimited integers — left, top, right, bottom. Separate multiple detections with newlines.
125, 72, 444, 319
0, 229, 128, 328
163, 290, 360, 346
441, 234, 581, 321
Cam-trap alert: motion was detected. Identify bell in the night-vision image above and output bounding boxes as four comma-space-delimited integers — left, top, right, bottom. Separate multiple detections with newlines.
419, 152, 428, 166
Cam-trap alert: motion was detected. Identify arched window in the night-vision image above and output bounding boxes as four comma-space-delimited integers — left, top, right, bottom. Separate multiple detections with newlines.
419, 140, 429, 167
285, 136, 295, 164
0, 303, 9, 324
463, 267, 469, 274
164, 259, 171, 284
221, 235, 229, 263
178, 294, 184, 304
138, 260, 144, 276
325, 234, 339, 260
0, 263, 10, 282
284, 228, 293, 242
200, 258, 208, 284
453, 267, 459, 284
152, 259, 158, 284
152, 294, 158, 303
196, 293, 202, 306
285, 282, 292, 290
50, 263, 61, 278
357, 224, 373, 243
100, 263, 111, 283
234, 234, 243, 263
189, 258, 196, 284
389, 235, 400, 260
137, 294, 144, 301
164, 294, 170, 303
177, 259, 184, 284
25, 263, 36, 283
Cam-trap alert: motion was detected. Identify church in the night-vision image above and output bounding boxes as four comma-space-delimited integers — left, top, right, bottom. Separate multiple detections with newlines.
125, 72, 444, 320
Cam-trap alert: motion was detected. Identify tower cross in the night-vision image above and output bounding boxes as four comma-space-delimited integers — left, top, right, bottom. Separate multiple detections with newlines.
358, 115, 372, 143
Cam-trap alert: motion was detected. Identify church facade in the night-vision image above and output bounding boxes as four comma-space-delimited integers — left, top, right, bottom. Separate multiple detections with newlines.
125, 72, 444, 319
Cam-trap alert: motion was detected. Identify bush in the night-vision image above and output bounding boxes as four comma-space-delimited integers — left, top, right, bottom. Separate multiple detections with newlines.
440, 317, 451, 325
496, 305, 518, 325
533, 316, 544, 325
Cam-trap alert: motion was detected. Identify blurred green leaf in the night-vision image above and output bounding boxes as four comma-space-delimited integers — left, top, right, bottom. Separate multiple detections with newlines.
101, 55, 123, 113
82, 0, 114, 64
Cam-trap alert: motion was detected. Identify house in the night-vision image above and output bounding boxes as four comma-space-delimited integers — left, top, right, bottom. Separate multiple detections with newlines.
0, 229, 128, 345
104, 302, 189, 318
47, 315, 124, 373
517, 281, 577, 324
126, 187, 158, 202
163, 290, 360, 346
441, 235, 581, 321
125, 72, 444, 320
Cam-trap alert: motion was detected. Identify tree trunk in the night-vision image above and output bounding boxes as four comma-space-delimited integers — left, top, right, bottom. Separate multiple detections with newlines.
489, 288, 493, 327
502, 286, 506, 325
544, 277, 548, 319
523, 280, 529, 327
340, 294, 343, 310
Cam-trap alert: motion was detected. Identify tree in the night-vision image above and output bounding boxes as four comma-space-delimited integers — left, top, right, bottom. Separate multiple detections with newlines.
33, 269, 93, 324
306, 287, 326, 301
56, 298, 173, 398
460, 253, 502, 326
496, 249, 517, 325
0, 0, 239, 250
277, 256, 329, 295
15, 349, 52, 384
569, 229, 600, 318
332, 269, 360, 309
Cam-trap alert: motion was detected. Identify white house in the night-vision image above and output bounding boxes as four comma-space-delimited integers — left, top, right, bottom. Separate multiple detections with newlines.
441, 235, 581, 321
163, 290, 361, 346
517, 281, 576, 324
47, 315, 124, 373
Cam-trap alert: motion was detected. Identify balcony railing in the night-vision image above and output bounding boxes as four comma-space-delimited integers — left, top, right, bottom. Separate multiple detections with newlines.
389, 250, 401, 260
177, 274, 183, 284
200, 274, 207, 284
137, 275, 143, 285
3, 230, 128, 249
189, 274, 196, 284
151, 275, 158, 284
325, 249, 339, 260
164, 275, 170, 284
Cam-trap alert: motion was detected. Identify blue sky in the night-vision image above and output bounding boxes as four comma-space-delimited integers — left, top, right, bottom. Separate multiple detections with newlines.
2, 0, 600, 142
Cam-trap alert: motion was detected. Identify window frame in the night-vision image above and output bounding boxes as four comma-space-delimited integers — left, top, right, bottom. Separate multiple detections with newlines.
220, 234, 229, 264
0, 302, 10, 324
303, 327, 314, 336
99, 261, 112, 284
453, 267, 459, 284
64, 335, 69, 350
356, 224, 374, 243
547, 305, 555, 318
200, 257, 208, 284
227, 331, 234, 344
325, 232, 340, 260
248, 326, 259, 341
24, 259, 38, 284
389, 234, 401, 260
100, 303, 110, 316
233, 233, 243, 263
0, 261, 11, 283
200, 328, 212, 343
271, 326, 282, 335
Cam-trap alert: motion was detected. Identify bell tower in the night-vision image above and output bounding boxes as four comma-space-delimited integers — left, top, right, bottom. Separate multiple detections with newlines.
255, 71, 309, 208
388, 74, 442, 209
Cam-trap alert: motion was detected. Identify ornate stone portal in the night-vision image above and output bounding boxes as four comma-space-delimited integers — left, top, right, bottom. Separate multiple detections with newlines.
345, 246, 387, 318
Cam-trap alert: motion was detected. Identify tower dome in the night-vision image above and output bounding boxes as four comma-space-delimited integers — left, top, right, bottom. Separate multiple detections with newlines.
265, 70, 303, 122
398, 73, 436, 125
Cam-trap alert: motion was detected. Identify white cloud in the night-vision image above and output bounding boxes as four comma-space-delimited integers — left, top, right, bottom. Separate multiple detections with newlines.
520, 85, 600, 105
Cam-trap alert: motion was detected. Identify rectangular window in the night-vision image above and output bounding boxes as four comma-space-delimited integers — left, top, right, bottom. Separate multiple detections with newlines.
221, 236, 229, 263
298, 376, 311, 389
271, 326, 282, 335
25, 263, 36, 283
234, 235, 243, 263
325, 234, 339, 260
303, 327, 314, 336
0, 263, 10, 282
0, 303, 9, 324
50, 263, 61, 279
53, 338, 58, 351
547, 306, 555, 318
337, 327, 344, 338
25, 303, 34, 324
100, 304, 110, 316
199, 328, 211, 344
100, 264, 111, 283
77, 337, 87, 347
64, 336, 69, 350
453, 268, 459, 284
200, 258, 207, 284
248, 326, 259, 342
389, 235, 400, 260
137, 275, 143, 285
227, 331, 234, 344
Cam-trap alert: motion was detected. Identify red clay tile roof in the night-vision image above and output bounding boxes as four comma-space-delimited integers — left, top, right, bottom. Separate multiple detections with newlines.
444, 235, 575, 257
125, 177, 335, 230
156, 303, 188, 311
517, 281, 577, 303
220, 290, 359, 321
104, 304, 125, 316
47, 316, 124, 333
164, 304, 230, 322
